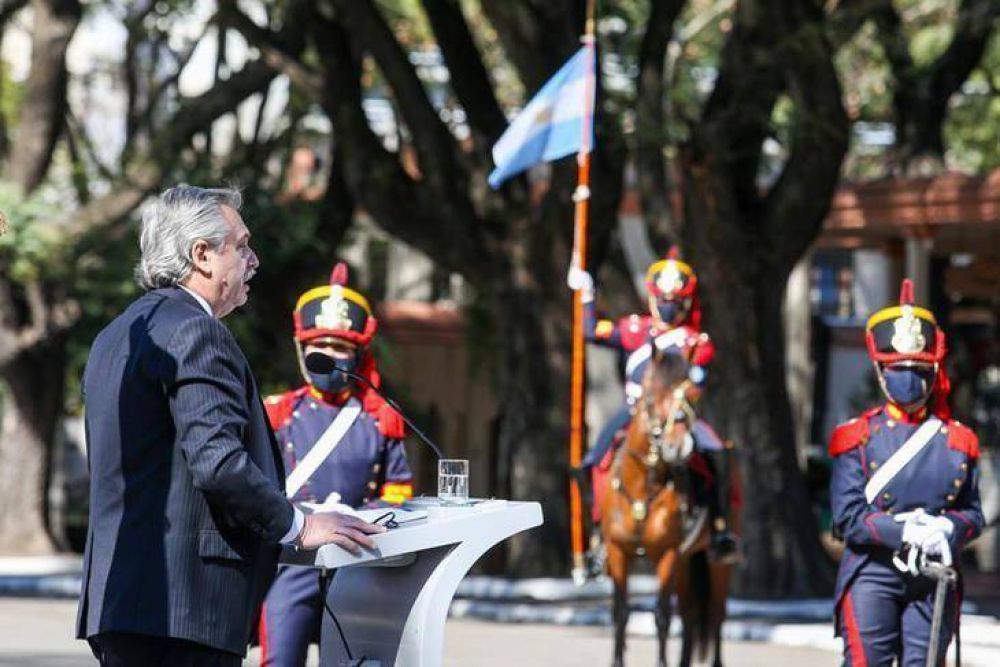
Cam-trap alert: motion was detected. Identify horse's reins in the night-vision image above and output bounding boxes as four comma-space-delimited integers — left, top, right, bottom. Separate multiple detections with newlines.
610, 377, 695, 554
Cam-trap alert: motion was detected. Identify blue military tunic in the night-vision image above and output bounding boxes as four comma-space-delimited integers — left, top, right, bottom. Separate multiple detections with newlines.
258, 386, 413, 666
272, 389, 412, 507
829, 403, 983, 666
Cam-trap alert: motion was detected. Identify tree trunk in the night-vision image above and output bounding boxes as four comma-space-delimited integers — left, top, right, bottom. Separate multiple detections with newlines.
0, 337, 67, 555
682, 160, 835, 598
495, 283, 574, 574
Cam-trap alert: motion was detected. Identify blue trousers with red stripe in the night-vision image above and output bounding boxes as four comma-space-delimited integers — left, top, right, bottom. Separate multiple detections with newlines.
259, 566, 323, 667
839, 558, 957, 667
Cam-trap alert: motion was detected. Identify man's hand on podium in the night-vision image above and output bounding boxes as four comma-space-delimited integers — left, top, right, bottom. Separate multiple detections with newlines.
295, 511, 386, 553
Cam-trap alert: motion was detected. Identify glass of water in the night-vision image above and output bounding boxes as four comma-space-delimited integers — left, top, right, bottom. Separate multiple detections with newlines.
438, 459, 469, 505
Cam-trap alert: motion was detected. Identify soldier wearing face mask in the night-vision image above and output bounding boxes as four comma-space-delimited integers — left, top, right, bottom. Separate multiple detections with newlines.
829, 279, 983, 667
568, 248, 738, 564
257, 263, 413, 667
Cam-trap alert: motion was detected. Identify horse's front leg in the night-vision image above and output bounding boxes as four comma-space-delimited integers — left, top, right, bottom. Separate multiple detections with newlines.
707, 560, 732, 667
654, 549, 678, 667
606, 541, 630, 667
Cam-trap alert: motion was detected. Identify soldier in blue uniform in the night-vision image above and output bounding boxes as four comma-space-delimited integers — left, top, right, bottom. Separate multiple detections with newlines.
569, 250, 737, 561
829, 279, 983, 666
258, 263, 413, 667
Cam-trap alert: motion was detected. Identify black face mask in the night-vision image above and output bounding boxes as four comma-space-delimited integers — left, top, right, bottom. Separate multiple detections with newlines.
304, 351, 358, 394
656, 300, 686, 325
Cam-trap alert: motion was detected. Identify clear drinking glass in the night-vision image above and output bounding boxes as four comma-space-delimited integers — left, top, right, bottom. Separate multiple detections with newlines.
438, 459, 469, 505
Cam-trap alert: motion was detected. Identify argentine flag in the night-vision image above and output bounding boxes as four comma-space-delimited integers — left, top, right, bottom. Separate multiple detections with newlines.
488, 45, 596, 189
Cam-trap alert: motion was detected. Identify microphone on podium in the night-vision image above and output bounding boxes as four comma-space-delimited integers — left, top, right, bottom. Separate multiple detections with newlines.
304, 351, 445, 459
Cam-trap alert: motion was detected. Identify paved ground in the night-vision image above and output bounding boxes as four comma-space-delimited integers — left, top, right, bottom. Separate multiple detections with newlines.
0, 598, 840, 666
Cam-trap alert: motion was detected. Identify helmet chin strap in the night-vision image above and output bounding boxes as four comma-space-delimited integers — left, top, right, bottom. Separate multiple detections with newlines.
294, 341, 309, 385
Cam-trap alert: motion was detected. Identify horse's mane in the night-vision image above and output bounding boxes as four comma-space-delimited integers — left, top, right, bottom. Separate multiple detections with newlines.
646, 351, 690, 394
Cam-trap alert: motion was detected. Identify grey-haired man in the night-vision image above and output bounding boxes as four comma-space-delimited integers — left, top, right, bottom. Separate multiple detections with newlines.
77, 185, 383, 666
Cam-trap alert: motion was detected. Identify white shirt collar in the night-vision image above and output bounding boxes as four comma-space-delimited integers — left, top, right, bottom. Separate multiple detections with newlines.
179, 285, 215, 318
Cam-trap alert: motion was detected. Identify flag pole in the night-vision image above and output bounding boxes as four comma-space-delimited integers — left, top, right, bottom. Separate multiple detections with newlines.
569, 0, 597, 585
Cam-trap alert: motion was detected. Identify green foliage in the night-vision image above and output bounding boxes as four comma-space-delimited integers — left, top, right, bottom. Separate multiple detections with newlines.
0, 182, 73, 283
900, 0, 960, 68
64, 227, 142, 414
0, 60, 24, 135
834, 3, 1000, 178
945, 33, 1000, 172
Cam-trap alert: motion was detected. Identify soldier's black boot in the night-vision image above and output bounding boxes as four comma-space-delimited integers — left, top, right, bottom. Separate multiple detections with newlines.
704, 448, 739, 564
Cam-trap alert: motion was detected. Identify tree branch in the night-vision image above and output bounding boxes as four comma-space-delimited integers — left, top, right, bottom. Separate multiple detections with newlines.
480, 0, 581, 94
877, 0, 999, 170
762, 18, 849, 273
826, 0, 885, 50
5, 0, 82, 194
699, 6, 785, 216
634, 0, 686, 247
122, 1, 158, 152
61, 1, 314, 246
66, 110, 116, 182
421, 0, 507, 147
135, 35, 201, 143
218, 2, 323, 98
23, 280, 45, 334
0, 279, 76, 365
330, 0, 466, 194
927, 0, 1000, 113
312, 13, 493, 279
0, 0, 29, 157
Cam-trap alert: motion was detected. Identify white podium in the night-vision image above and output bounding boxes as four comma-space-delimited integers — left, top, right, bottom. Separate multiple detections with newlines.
280, 498, 543, 666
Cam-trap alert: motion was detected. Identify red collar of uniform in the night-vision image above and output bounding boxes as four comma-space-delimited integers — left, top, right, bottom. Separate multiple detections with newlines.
884, 402, 928, 424
308, 385, 354, 407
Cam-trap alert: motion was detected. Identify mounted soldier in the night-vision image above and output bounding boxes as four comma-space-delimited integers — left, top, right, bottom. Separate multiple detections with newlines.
569, 249, 737, 565
829, 278, 984, 666
258, 263, 413, 666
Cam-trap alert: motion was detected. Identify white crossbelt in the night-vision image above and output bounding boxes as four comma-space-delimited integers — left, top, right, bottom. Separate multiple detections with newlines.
624, 344, 652, 379
285, 399, 362, 498
864, 417, 942, 504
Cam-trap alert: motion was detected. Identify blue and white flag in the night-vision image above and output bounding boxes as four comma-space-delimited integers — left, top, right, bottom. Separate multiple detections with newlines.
488, 46, 596, 189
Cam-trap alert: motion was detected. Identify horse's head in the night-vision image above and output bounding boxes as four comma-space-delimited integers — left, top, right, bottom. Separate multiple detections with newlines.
637, 350, 697, 466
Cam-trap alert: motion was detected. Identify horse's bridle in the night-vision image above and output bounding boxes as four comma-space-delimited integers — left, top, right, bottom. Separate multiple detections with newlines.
610, 375, 697, 552
643, 379, 696, 466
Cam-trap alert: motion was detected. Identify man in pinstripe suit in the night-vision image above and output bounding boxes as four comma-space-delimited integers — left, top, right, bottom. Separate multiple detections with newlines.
77, 185, 384, 666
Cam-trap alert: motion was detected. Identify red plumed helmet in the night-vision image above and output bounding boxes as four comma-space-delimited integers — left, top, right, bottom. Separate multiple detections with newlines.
292, 262, 378, 347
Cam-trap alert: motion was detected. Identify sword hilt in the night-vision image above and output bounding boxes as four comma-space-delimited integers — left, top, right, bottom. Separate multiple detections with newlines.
918, 559, 958, 583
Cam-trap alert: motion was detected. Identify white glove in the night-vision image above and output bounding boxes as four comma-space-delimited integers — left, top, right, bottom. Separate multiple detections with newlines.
895, 508, 954, 541
918, 515, 954, 538
894, 508, 954, 575
919, 529, 953, 567
566, 267, 595, 297
900, 519, 934, 548
893, 507, 927, 524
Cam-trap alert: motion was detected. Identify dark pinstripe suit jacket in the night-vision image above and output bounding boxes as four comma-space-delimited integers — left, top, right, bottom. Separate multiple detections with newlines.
77, 287, 293, 655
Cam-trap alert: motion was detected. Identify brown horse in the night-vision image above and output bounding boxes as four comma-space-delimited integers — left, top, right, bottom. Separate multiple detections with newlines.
599, 351, 738, 667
